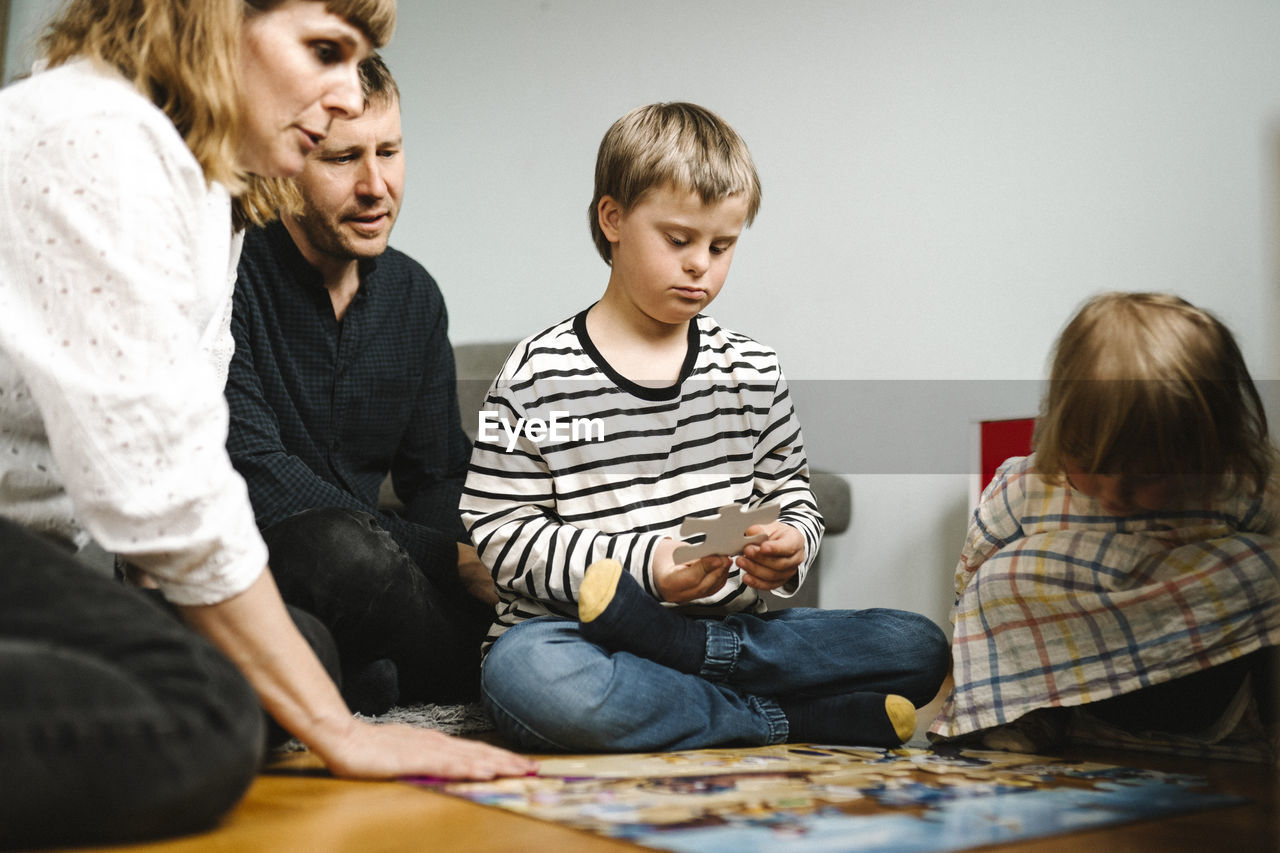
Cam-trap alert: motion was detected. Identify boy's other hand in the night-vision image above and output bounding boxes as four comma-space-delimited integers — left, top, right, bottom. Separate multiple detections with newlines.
652, 537, 733, 603
736, 522, 803, 591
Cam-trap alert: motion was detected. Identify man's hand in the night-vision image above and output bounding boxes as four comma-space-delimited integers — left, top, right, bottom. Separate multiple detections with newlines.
457, 543, 499, 605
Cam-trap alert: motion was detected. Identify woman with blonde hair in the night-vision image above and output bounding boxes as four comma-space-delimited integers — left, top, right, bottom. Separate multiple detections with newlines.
0, 1, 531, 847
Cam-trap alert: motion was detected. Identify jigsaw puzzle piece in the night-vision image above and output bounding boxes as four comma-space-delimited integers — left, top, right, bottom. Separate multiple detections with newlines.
672, 503, 781, 564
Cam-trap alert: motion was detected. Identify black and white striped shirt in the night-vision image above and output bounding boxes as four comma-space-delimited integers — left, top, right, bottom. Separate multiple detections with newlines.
462, 310, 824, 651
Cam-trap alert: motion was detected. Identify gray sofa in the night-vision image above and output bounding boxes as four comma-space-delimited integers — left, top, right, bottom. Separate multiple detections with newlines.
452, 342, 850, 609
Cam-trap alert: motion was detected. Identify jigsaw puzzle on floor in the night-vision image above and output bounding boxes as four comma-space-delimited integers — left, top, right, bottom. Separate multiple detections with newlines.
411, 744, 1244, 852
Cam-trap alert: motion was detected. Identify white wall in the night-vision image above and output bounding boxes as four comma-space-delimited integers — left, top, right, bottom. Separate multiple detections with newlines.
7, 1, 1280, 631
384, 1, 1280, 631
2, 0, 44, 83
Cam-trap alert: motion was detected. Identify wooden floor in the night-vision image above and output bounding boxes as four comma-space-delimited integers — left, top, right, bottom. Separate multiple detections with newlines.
61, 698, 1279, 853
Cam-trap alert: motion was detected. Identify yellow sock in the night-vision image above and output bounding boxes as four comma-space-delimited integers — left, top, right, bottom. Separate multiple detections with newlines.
578, 559, 623, 623
885, 695, 917, 744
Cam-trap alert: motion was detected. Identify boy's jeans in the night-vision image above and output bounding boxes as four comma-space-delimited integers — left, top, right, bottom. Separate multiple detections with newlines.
481, 606, 950, 752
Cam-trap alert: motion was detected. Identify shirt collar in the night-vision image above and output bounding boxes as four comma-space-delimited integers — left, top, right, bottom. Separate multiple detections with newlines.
265, 219, 381, 299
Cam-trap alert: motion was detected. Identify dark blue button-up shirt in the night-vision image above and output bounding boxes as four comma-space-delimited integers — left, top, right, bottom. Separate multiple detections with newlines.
225, 221, 468, 583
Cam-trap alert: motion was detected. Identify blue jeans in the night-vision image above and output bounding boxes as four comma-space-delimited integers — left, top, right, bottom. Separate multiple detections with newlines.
0, 517, 265, 849
481, 607, 950, 752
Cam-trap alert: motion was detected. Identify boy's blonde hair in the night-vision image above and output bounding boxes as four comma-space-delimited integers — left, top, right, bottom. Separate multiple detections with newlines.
1034, 291, 1273, 498
39, 0, 396, 227
589, 102, 761, 264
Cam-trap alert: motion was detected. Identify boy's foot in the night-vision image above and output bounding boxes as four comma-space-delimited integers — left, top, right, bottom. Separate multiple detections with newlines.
579, 558, 706, 674
779, 692, 917, 747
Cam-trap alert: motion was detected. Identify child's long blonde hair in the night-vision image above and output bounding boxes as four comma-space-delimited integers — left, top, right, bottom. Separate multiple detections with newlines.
1034, 291, 1273, 499
38, 0, 397, 226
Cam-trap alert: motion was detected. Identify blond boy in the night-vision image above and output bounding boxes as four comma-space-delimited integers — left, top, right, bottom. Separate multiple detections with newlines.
463, 103, 948, 751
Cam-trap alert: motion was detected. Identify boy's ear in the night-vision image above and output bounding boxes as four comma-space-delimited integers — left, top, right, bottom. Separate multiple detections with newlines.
597, 195, 624, 242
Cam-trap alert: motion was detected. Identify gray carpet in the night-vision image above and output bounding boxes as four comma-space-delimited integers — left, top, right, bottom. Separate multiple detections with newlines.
274, 702, 493, 753
360, 702, 493, 733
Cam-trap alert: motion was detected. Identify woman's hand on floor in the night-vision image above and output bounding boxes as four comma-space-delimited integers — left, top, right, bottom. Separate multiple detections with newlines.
181, 570, 535, 782
316, 719, 537, 780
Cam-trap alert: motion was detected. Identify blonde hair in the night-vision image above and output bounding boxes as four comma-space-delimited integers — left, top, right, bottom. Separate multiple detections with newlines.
39, 0, 396, 227
1034, 291, 1273, 499
589, 102, 761, 264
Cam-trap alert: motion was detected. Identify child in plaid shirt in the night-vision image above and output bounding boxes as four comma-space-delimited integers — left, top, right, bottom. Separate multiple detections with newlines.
932, 291, 1279, 755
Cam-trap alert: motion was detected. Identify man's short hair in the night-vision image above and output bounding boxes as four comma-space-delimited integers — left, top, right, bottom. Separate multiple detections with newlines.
589, 102, 761, 264
360, 52, 400, 109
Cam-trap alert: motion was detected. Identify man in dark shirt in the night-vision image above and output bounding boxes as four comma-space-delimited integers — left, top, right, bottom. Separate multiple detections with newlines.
226, 55, 492, 712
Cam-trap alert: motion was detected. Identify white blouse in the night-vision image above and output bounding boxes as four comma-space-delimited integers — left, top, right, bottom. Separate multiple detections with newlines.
0, 59, 267, 605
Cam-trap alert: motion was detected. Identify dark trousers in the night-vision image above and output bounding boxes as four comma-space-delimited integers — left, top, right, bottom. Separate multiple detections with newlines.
261, 507, 493, 704
0, 518, 265, 849
1087, 649, 1278, 735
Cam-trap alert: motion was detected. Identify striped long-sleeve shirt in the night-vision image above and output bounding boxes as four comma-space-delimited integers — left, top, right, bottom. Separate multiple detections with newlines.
462, 310, 824, 652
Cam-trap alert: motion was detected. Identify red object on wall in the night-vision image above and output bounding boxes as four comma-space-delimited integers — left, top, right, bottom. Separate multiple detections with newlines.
979, 417, 1035, 493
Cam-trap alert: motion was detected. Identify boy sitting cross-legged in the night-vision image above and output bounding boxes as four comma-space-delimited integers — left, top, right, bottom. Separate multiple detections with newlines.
462, 102, 949, 753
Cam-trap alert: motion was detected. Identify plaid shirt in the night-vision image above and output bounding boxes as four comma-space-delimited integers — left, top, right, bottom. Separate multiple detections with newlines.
931, 453, 1280, 738
225, 222, 469, 584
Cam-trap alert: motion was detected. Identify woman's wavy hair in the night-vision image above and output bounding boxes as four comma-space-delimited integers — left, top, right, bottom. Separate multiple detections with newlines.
38, 0, 396, 227
1034, 291, 1274, 500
